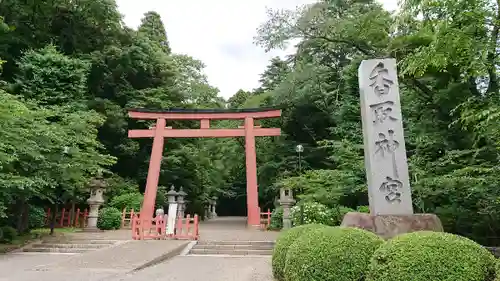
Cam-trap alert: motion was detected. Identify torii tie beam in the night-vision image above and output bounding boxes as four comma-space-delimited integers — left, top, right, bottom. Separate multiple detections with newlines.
127, 108, 282, 228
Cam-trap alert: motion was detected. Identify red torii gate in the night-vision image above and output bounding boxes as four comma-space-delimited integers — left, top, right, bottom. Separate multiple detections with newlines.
127, 108, 281, 227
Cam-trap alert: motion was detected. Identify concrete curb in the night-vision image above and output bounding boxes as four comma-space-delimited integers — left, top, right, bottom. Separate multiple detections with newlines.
179, 241, 198, 256
131, 241, 189, 272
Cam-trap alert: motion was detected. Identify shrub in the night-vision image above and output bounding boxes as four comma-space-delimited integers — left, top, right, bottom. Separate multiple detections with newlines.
331, 206, 355, 225
0, 226, 18, 243
356, 205, 370, 213
272, 224, 327, 281
28, 206, 46, 229
495, 259, 500, 281
284, 226, 383, 281
269, 207, 283, 230
367, 231, 496, 281
290, 202, 334, 226
97, 207, 122, 230
108, 192, 143, 211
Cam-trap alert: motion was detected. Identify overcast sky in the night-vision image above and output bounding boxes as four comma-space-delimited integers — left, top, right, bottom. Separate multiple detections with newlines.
116, 0, 398, 99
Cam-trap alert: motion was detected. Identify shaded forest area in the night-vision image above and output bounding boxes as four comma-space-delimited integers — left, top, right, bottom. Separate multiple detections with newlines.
0, 0, 499, 245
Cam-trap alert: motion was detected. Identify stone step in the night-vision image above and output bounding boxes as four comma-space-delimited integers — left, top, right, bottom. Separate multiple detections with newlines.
192, 244, 273, 251
41, 239, 118, 245
189, 248, 273, 255
23, 247, 91, 253
32, 243, 109, 249
196, 241, 275, 246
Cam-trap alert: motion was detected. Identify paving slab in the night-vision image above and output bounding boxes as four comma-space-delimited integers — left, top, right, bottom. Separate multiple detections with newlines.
199, 217, 280, 242
109, 256, 274, 281
0, 253, 70, 278
44, 240, 189, 271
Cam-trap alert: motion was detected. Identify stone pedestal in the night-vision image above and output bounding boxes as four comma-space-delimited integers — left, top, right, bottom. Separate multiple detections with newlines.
83, 203, 104, 232
341, 212, 443, 239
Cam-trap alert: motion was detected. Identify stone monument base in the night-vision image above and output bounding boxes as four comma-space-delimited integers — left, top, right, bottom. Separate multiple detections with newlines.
341, 212, 443, 240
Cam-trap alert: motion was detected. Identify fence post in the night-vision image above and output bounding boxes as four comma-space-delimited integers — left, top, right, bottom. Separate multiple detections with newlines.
74, 208, 81, 227
121, 208, 126, 228
193, 215, 199, 240
59, 208, 66, 227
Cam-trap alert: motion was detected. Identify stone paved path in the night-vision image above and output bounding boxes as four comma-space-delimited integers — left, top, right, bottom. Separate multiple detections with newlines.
110, 256, 273, 281
0, 217, 279, 281
115, 217, 277, 281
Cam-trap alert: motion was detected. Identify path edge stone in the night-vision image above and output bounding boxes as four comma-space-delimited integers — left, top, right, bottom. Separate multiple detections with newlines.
131, 241, 189, 272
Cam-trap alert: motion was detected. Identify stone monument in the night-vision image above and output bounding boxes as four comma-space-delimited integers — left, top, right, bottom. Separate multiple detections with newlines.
341, 58, 443, 239
84, 175, 107, 232
279, 187, 295, 230
176, 187, 187, 219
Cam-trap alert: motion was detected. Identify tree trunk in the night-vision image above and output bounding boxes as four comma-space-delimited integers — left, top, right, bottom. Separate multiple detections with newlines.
49, 204, 57, 236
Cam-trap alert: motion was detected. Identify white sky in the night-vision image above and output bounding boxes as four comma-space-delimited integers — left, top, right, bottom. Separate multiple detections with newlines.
116, 0, 399, 99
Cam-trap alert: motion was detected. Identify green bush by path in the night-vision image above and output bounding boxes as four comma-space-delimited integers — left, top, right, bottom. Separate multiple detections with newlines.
96, 207, 122, 230
28, 206, 46, 229
284, 226, 383, 281
290, 202, 335, 226
0, 226, 18, 243
331, 206, 355, 225
108, 192, 143, 211
367, 231, 496, 281
272, 223, 326, 281
269, 207, 283, 230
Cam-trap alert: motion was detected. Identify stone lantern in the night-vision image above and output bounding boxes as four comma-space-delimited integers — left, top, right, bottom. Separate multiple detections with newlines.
279, 187, 296, 230
205, 198, 212, 220
165, 185, 178, 235
166, 185, 178, 206
176, 187, 187, 219
84, 175, 107, 232
211, 196, 218, 218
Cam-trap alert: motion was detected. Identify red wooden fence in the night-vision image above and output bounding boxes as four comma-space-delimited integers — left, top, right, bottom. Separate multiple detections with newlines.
131, 213, 199, 240
121, 208, 135, 229
259, 208, 271, 230
45, 208, 88, 228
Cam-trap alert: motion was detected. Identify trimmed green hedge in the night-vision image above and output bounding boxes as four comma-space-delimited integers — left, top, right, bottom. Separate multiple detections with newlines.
367, 231, 496, 281
97, 207, 122, 230
272, 224, 326, 281
284, 226, 383, 281
495, 259, 500, 281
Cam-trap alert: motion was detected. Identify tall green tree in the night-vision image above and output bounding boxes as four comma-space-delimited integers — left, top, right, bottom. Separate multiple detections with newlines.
138, 11, 171, 54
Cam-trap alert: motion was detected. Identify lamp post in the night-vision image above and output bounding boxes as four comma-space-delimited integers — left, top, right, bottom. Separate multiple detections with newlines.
295, 144, 304, 225
295, 144, 303, 173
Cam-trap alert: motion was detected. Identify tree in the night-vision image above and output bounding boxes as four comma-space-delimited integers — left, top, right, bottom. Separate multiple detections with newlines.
138, 11, 171, 54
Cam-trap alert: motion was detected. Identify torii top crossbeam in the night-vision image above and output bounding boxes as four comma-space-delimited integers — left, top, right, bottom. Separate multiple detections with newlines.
127, 107, 282, 228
